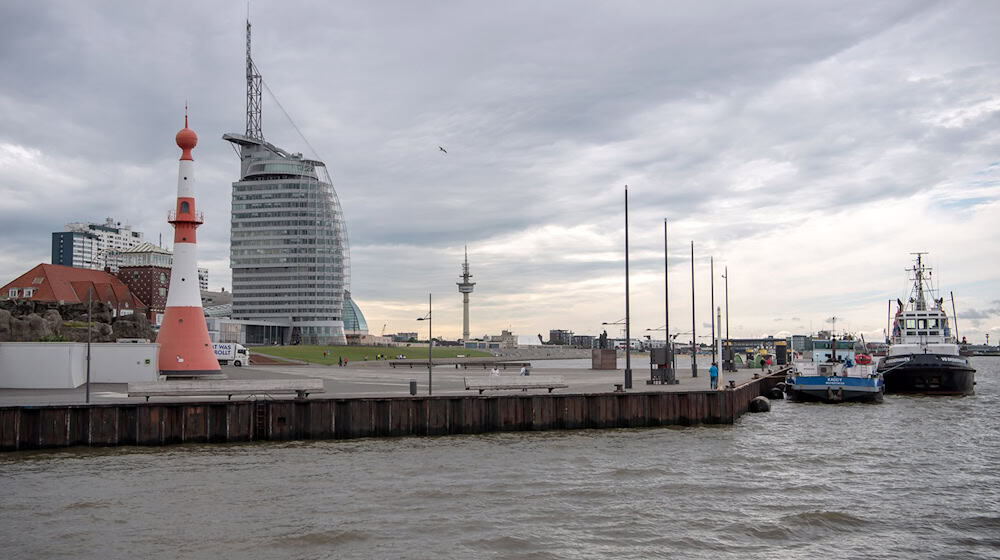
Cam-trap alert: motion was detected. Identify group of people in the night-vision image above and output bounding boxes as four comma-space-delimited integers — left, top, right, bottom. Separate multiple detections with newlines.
488, 365, 530, 376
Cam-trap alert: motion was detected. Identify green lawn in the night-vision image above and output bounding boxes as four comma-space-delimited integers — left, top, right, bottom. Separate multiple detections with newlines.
254, 345, 492, 365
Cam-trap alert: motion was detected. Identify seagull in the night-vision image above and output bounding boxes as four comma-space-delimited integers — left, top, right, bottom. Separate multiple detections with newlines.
438, 146, 447, 154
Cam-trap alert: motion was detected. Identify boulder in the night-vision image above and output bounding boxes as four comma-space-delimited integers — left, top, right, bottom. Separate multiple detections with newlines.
112, 313, 155, 341
0, 308, 11, 341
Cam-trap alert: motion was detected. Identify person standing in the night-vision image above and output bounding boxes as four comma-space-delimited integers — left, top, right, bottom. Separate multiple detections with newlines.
519, 365, 528, 376
709, 362, 719, 390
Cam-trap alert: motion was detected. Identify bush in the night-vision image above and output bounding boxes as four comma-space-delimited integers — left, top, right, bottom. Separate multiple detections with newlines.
38, 334, 67, 342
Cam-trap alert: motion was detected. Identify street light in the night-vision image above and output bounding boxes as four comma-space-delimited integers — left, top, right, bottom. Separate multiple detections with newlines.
623, 185, 632, 389
416, 293, 432, 395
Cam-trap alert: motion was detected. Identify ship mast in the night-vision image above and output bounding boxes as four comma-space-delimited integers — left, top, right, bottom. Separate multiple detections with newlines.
909, 252, 929, 311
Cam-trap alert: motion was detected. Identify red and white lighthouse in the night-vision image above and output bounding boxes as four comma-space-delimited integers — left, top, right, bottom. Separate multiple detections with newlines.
156, 111, 221, 376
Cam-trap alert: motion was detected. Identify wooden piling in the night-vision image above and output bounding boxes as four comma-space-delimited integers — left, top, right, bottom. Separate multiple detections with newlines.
0, 374, 785, 452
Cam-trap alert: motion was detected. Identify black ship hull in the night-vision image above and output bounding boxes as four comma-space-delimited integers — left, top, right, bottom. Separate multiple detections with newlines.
877, 354, 976, 395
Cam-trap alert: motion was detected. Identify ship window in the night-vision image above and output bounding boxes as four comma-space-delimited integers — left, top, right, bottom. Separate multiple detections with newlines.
930, 331, 939, 335
905, 319, 916, 329
907, 331, 916, 336
917, 319, 927, 329
929, 319, 939, 328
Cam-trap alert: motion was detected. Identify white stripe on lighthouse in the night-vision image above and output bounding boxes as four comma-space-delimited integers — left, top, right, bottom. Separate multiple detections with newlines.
177, 160, 195, 198
165, 242, 203, 307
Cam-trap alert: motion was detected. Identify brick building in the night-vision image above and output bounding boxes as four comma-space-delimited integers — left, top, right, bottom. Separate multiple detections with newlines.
116, 242, 172, 326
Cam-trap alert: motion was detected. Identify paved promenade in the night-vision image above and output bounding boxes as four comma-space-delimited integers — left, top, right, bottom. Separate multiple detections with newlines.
0, 358, 783, 406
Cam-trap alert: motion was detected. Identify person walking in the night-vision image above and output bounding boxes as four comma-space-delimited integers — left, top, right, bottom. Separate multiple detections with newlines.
709, 362, 719, 390
519, 365, 528, 376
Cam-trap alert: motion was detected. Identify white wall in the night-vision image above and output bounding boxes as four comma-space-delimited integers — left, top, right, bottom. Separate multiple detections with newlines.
0, 342, 159, 388
90, 343, 159, 383
0, 343, 86, 388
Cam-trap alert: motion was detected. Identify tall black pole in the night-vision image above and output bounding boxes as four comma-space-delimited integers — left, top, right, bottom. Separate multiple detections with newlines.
665, 218, 671, 374
723, 266, 730, 370
624, 186, 632, 389
690, 241, 697, 377
724, 266, 729, 340
86, 285, 92, 404
428, 293, 433, 396
710, 256, 716, 364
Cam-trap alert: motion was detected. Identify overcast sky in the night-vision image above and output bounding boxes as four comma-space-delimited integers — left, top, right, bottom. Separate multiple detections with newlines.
1, 1, 998, 344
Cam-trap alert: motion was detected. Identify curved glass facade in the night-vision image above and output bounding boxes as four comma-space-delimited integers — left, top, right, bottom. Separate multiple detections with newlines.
226, 136, 349, 345
342, 292, 368, 334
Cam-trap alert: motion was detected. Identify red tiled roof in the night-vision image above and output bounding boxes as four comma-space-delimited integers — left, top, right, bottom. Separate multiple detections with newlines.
2, 263, 146, 310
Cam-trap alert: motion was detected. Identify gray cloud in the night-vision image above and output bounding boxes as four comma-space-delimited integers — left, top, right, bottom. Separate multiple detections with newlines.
1, 0, 998, 339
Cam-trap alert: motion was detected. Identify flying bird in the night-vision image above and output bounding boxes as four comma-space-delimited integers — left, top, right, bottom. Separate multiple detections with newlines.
438, 146, 447, 154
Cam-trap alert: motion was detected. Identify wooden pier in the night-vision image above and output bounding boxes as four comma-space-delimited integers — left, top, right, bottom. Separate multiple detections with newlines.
0, 373, 784, 451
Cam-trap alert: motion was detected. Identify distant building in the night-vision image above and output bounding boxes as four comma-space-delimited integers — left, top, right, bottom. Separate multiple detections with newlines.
198, 268, 208, 291
392, 332, 418, 343
571, 334, 595, 348
791, 335, 809, 353
117, 242, 172, 325
201, 289, 232, 307
465, 329, 518, 350
52, 217, 144, 272
549, 329, 572, 345
2, 263, 146, 317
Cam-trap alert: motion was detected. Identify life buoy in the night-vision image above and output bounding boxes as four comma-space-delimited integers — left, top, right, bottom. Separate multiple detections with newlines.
855, 354, 872, 365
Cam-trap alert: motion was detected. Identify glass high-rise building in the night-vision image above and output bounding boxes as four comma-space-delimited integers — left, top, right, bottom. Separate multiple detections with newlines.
223, 135, 351, 345
223, 19, 358, 346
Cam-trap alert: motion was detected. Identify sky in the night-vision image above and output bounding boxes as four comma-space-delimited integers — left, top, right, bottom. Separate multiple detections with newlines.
1, 1, 998, 344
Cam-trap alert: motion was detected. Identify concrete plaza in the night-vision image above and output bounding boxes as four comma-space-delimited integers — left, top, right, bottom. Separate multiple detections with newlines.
0, 356, 780, 406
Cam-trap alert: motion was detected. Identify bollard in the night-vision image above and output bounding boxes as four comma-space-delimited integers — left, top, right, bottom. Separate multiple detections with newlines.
409, 379, 417, 396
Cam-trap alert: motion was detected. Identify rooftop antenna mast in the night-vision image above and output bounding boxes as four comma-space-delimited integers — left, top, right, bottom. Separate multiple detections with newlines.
245, 17, 263, 140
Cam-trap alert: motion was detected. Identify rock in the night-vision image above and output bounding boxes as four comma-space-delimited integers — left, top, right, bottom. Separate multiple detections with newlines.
0, 309, 12, 341
748, 396, 771, 413
42, 309, 63, 336
112, 313, 155, 341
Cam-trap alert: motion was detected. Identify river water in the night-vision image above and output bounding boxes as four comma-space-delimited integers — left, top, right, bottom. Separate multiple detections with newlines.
2, 358, 998, 559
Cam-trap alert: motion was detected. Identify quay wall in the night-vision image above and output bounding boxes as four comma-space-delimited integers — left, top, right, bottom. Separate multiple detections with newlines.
0, 374, 784, 452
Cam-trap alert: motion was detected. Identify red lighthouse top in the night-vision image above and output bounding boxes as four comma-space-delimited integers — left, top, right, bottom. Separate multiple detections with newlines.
175, 109, 197, 161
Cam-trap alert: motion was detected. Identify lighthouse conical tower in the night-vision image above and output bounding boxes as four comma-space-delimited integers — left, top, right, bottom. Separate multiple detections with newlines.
156, 111, 221, 376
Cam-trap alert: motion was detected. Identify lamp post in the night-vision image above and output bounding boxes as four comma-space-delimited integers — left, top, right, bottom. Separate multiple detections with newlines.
690, 241, 697, 377
623, 185, 632, 389
416, 294, 432, 395
722, 266, 730, 371
663, 217, 671, 379
710, 256, 715, 364
86, 285, 92, 404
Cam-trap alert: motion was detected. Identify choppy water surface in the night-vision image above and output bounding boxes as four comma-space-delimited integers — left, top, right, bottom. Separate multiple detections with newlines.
2, 358, 998, 559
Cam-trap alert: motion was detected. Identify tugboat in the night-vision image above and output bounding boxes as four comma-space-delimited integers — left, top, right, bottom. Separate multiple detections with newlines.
877, 253, 976, 395
786, 335, 884, 403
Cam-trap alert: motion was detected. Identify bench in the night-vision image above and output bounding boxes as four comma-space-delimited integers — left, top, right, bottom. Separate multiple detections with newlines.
464, 375, 567, 394
127, 379, 325, 401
